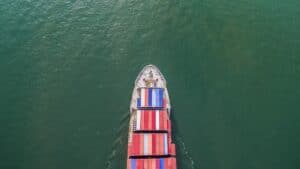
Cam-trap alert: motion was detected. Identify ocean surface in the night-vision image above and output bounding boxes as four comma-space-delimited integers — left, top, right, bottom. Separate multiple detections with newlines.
1, 0, 300, 169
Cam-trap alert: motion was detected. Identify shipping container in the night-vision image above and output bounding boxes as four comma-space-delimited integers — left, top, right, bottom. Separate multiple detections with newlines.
169, 144, 176, 156
137, 98, 141, 108
164, 134, 168, 154
136, 110, 141, 130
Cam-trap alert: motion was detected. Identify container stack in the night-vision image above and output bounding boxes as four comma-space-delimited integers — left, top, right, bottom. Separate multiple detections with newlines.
127, 87, 177, 169
137, 88, 164, 108
135, 110, 169, 131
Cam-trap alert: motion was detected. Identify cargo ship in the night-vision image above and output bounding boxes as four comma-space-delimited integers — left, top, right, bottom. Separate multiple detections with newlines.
127, 65, 177, 169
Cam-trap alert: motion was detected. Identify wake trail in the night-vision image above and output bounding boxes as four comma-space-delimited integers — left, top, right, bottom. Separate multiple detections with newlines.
105, 112, 130, 169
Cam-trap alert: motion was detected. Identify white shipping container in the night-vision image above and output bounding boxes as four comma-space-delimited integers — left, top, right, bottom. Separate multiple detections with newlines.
136, 110, 141, 130
155, 110, 160, 130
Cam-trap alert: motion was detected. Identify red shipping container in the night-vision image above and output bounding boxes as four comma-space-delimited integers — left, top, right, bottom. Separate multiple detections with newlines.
148, 134, 152, 155
164, 113, 168, 130
152, 134, 156, 154
173, 157, 177, 169
151, 159, 155, 169
160, 134, 164, 155
156, 134, 161, 155
156, 159, 160, 169
152, 110, 156, 130
148, 159, 151, 169
141, 112, 145, 130
159, 112, 164, 131
131, 134, 138, 155
149, 110, 152, 130
156, 134, 160, 155
144, 111, 149, 130
170, 144, 176, 156
143, 159, 147, 169
136, 159, 142, 169
127, 159, 130, 169
144, 159, 148, 169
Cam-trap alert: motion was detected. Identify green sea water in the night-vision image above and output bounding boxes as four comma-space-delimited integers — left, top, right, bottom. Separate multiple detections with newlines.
1, 0, 300, 169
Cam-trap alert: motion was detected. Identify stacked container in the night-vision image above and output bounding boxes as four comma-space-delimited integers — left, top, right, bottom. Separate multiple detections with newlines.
127, 87, 177, 169
137, 88, 164, 108
135, 110, 169, 131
